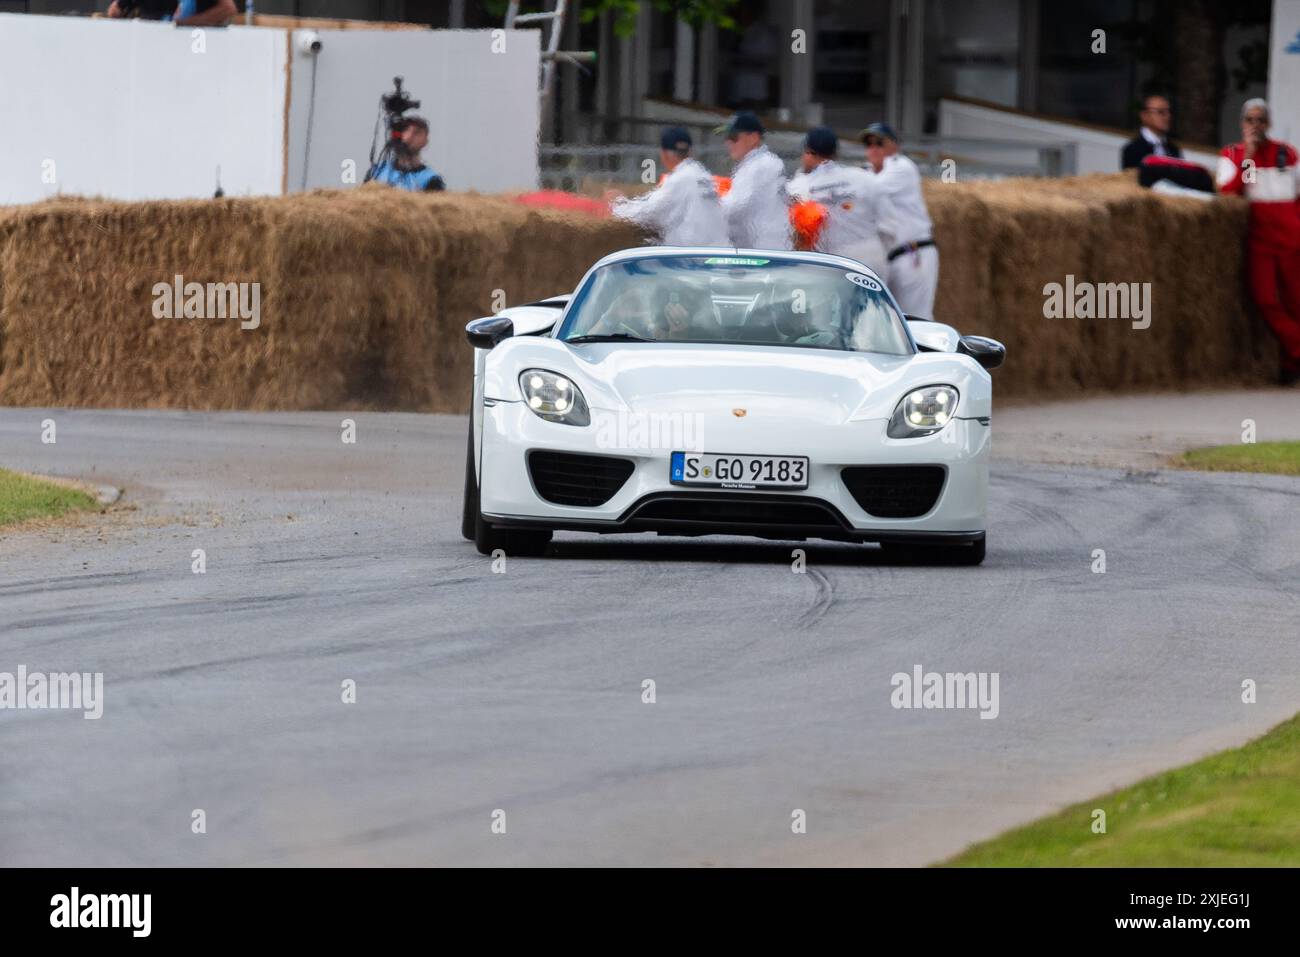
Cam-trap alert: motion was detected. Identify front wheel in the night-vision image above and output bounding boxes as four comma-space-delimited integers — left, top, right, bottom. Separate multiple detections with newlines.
474, 513, 553, 557
466, 418, 553, 557
881, 536, 985, 566
461, 414, 477, 541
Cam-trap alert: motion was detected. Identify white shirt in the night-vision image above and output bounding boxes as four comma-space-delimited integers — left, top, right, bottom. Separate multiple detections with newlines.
785, 160, 885, 258
1140, 125, 1169, 156
721, 144, 791, 250
867, 153, 933, 249
610, 158, 730, 247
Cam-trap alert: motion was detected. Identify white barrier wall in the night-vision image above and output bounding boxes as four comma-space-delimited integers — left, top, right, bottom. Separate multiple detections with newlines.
0, 14, 288, 203
0, 16, 540, 204
938, 98, 1220, 176
286, 29, 540, 193
1269, 0, 1300, 147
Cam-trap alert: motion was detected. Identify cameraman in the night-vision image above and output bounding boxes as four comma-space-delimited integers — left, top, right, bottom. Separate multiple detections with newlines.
107, 0, 237, 26
366, 118, 446, 193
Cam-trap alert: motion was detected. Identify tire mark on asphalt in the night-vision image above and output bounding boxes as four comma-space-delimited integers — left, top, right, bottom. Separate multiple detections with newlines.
1001, 497, 1082, 540
0, 569, 181, 596
798, 566, 835, 628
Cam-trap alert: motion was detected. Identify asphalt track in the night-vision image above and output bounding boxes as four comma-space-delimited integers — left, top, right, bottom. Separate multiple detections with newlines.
2, 395, 1299, 866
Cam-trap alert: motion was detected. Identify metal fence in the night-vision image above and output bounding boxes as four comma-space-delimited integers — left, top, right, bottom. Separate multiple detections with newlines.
540, 131, 1076, 193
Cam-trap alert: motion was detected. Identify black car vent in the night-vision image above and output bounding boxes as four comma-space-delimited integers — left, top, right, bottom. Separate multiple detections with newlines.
841, 466, 946, 518
529, 451, 635, 507
630, 495, 843, 530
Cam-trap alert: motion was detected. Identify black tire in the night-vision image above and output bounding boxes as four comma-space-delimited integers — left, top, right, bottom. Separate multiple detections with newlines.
461, 414, 478, 541
474, 513, 553, 557
466, 417, 553, 557
881, 536, 985, 566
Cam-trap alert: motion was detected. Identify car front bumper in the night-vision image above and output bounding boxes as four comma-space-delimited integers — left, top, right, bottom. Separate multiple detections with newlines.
479, 401, 989, 544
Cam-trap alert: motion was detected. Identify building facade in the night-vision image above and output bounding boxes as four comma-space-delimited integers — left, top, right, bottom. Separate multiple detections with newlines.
5, 0, 1283, 148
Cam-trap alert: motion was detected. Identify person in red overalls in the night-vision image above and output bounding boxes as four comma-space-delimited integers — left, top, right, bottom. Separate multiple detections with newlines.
1217, 98, 1300, 386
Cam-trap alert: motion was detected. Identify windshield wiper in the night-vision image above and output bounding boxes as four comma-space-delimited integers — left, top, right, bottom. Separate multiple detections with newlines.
564, 333, 655, 344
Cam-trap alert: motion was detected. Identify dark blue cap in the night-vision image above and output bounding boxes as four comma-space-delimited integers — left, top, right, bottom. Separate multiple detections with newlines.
804, 126, 838, 158
859, 121, 899, 144
715, 111, 765, 137
660, 126, 693, 152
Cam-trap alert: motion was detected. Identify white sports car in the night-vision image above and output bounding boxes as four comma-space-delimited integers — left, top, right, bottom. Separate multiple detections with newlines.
462, 247, 1004, 564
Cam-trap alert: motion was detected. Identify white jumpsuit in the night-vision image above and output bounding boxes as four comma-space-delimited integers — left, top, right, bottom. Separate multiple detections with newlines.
721, 144, 792, 250
610, 157, 731, 247
869, 153, 939, 318
786, 160, 888, 277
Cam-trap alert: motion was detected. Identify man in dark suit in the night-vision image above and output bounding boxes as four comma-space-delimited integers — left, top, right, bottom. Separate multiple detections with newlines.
1121, 94, 1182, 169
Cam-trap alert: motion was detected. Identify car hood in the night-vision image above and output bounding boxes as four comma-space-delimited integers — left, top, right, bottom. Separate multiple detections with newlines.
485, 339, 992, 422
571, 343, 916, 423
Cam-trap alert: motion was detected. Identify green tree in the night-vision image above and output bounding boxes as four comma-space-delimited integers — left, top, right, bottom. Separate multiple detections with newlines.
486, 1, 738, 38
582, 0, 738, 36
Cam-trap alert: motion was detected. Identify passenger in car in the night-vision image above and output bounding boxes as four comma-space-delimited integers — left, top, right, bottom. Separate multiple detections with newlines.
770, 292, 843, 348
651, 286, 723, 341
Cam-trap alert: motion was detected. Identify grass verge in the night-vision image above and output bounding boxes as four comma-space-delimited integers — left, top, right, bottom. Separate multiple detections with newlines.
943, 714, 1300, 866
1179, 441, 1300, 476
0, 468, 99, 528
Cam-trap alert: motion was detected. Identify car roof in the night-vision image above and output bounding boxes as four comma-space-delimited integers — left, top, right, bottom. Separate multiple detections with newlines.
587, 246, 887, 283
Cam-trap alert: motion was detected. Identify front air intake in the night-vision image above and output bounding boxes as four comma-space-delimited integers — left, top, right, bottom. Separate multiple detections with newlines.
629, 495, 842, 530
528, 451, 635, 507
840, 466, 946, 518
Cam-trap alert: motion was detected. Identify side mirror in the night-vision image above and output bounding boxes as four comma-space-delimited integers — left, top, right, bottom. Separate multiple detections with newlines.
959, 335, 1006, 370
906, 318, 960, 353
466, 316, 514, 350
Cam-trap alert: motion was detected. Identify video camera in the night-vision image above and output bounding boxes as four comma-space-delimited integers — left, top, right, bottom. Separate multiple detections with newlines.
381, 77, 421, 134
364, 75, 423, 184
364, 76, 424, 183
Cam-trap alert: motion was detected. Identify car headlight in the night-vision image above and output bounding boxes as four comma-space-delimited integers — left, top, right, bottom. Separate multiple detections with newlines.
888, 385, 959, 438
519, 369, 590, 426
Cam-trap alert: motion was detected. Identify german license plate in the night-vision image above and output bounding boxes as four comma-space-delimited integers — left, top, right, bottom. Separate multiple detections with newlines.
670, 452, 809, 490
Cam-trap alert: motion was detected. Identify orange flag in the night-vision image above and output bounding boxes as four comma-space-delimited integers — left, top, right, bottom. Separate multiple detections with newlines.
790, 200, 828, 251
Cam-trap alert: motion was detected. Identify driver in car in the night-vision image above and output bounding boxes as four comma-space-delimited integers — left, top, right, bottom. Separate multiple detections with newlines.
775, 289, 843, 347
583, 283, 722, 342
586, 288, 657, 338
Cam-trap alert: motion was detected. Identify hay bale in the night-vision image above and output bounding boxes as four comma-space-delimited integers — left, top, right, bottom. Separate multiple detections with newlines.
924, 182, 994, 331
0, 197, 275, 409
925, 173, 1275, 397
0, 174, 1277, 413
977, 188, 1097, 395
0, 189, 640, 412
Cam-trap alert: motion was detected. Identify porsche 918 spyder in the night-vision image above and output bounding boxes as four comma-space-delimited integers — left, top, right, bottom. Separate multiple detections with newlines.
462, 247, 1004, 564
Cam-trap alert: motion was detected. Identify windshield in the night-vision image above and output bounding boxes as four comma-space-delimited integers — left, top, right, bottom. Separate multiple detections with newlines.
557, 254, 913, 356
